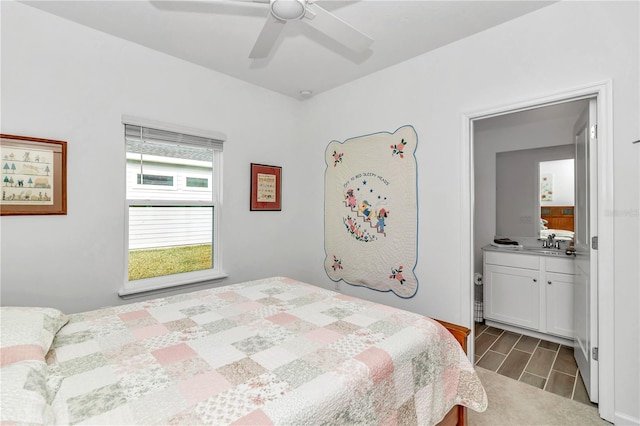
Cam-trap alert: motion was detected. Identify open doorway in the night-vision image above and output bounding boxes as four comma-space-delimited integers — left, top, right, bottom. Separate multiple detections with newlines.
462, 82, 614, 422
472, 99, 591, 403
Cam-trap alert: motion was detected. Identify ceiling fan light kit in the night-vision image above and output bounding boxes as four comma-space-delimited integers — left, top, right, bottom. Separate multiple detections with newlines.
225, 0, 374, 59
270, 0, 306, 21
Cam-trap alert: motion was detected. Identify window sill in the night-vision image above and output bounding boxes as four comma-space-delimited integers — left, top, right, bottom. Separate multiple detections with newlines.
118, 271, 228, 299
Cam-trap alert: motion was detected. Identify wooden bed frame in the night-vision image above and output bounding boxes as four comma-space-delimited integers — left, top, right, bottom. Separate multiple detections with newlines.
541, 205, 575, 231
434, 319, 472, 426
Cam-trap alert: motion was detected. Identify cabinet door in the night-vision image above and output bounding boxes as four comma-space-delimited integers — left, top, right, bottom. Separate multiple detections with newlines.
546, 272, 574, 339
484, 265, 540, 330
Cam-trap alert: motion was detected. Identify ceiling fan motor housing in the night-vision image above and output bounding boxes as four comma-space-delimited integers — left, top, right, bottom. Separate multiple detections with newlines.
270, 0, 306, 21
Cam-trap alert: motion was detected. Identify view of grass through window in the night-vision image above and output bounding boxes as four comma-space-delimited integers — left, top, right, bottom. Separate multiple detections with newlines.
128, 244, 212, 281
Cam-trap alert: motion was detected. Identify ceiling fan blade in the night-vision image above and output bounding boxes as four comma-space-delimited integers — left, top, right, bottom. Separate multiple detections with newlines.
303, 3, 373, 53
150, 0, 267, 16
225, 0, 269, 3
249, 15, 287, 58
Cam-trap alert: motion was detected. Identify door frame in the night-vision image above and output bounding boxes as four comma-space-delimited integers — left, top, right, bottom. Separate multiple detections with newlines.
461, 80, 614, 422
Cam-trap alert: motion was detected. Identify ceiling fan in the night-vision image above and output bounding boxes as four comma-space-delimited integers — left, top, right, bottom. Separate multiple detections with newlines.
234, 0, 374, 58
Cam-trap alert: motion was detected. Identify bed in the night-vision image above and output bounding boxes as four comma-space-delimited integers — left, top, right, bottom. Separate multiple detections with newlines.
1, 276, 487, 425
540, 205, 574, 232
539, 228, 575, 241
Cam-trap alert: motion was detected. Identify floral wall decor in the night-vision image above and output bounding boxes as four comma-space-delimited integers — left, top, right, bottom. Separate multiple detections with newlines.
541, 172, 553, 201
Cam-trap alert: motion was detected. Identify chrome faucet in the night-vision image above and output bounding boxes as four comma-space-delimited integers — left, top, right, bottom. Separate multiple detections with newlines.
543, 233, 556, 248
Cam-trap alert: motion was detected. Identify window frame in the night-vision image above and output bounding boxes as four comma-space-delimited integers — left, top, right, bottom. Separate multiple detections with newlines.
119, 116, 227, 297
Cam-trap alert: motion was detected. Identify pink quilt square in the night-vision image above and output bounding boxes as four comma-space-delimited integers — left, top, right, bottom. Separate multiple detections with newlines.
119, 310, 151, 321
231, 409, 273, 426
304, 328, 342, 345
152, 343, 197, 365
177, 370, 232, 405
374, 304, 398, 313
266, 312, 298, 325
217, 291, 238, 299
441, 368, 460, 401
334, 294, 358, 302
355, 347, 395, 385
131, 324, 170, 340
380, 411, 398, 426
0, 344, 44, 366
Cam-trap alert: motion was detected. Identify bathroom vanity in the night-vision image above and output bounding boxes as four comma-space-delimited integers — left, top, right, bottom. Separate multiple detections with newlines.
482, 245, 575, 343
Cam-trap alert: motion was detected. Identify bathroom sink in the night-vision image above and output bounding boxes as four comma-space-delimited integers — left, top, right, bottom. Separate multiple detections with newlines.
521, 247, 566, 256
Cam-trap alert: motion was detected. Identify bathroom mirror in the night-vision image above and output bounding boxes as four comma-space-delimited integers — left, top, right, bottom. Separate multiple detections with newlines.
495, 144, 575, 238
539, 158, 575, 240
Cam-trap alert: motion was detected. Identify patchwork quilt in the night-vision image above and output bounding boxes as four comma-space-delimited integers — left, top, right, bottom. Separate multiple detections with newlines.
45, 277, 486, 425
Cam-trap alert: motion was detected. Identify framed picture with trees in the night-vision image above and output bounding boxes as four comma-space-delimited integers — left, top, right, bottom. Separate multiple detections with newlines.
1, 134, 67, 215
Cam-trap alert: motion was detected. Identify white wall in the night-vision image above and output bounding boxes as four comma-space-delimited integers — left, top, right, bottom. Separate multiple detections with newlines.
300, 2, 638, 423
2, 1, 638, 424
0, 1, 310, 312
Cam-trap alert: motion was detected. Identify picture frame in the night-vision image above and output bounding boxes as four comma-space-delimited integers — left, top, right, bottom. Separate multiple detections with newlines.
1, 134, 67, 215
250, 163, 281, 211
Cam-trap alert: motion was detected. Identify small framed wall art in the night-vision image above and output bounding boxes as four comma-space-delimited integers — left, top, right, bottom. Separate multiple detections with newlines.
1, 134, 67, 215
250, 163, 281, 211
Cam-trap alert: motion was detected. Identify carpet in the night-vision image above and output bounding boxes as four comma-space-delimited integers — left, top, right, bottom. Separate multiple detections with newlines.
468, 367, 609, 425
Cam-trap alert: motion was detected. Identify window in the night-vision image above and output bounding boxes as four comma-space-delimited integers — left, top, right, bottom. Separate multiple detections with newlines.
186, 177, 209, 188
120, 117, 226, 296
137, 173, 175, 187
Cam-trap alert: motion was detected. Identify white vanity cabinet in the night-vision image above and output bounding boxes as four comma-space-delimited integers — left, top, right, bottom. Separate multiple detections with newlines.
483, 252, 540, 330
483, 250, 575, 340
544, 257, 575, 339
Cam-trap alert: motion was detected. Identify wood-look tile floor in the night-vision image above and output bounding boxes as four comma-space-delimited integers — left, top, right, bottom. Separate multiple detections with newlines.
474, 322, 597, 407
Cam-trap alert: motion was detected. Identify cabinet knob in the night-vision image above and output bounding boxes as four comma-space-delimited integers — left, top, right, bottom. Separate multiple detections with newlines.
533, 278, 537, 283
548, 280, 552, 285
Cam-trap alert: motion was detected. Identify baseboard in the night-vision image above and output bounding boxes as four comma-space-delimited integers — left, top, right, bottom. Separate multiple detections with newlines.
483, 320, 573, 347
615, 411, 640, 426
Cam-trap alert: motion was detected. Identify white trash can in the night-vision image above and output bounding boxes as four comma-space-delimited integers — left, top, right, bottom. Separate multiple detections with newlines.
474, 273, 484, 323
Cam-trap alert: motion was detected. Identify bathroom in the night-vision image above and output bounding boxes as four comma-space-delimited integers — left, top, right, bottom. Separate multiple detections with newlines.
472, 99, 589, 340
471, 90, 609, 403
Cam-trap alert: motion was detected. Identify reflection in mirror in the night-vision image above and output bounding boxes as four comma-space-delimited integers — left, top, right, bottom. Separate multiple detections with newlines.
495, 144, 574, 238
539, 159, 575, 240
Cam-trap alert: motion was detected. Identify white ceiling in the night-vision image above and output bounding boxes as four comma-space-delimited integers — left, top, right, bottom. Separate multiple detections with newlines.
21, 0, 557, 100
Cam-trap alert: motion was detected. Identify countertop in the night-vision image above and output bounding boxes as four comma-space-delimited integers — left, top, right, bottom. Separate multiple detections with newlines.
482, 243, 575, 258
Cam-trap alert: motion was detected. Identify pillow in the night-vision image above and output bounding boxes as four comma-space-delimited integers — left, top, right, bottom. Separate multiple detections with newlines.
0, 306, 69, 363
1, 360, 55, 424
0, 307, 68, 425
